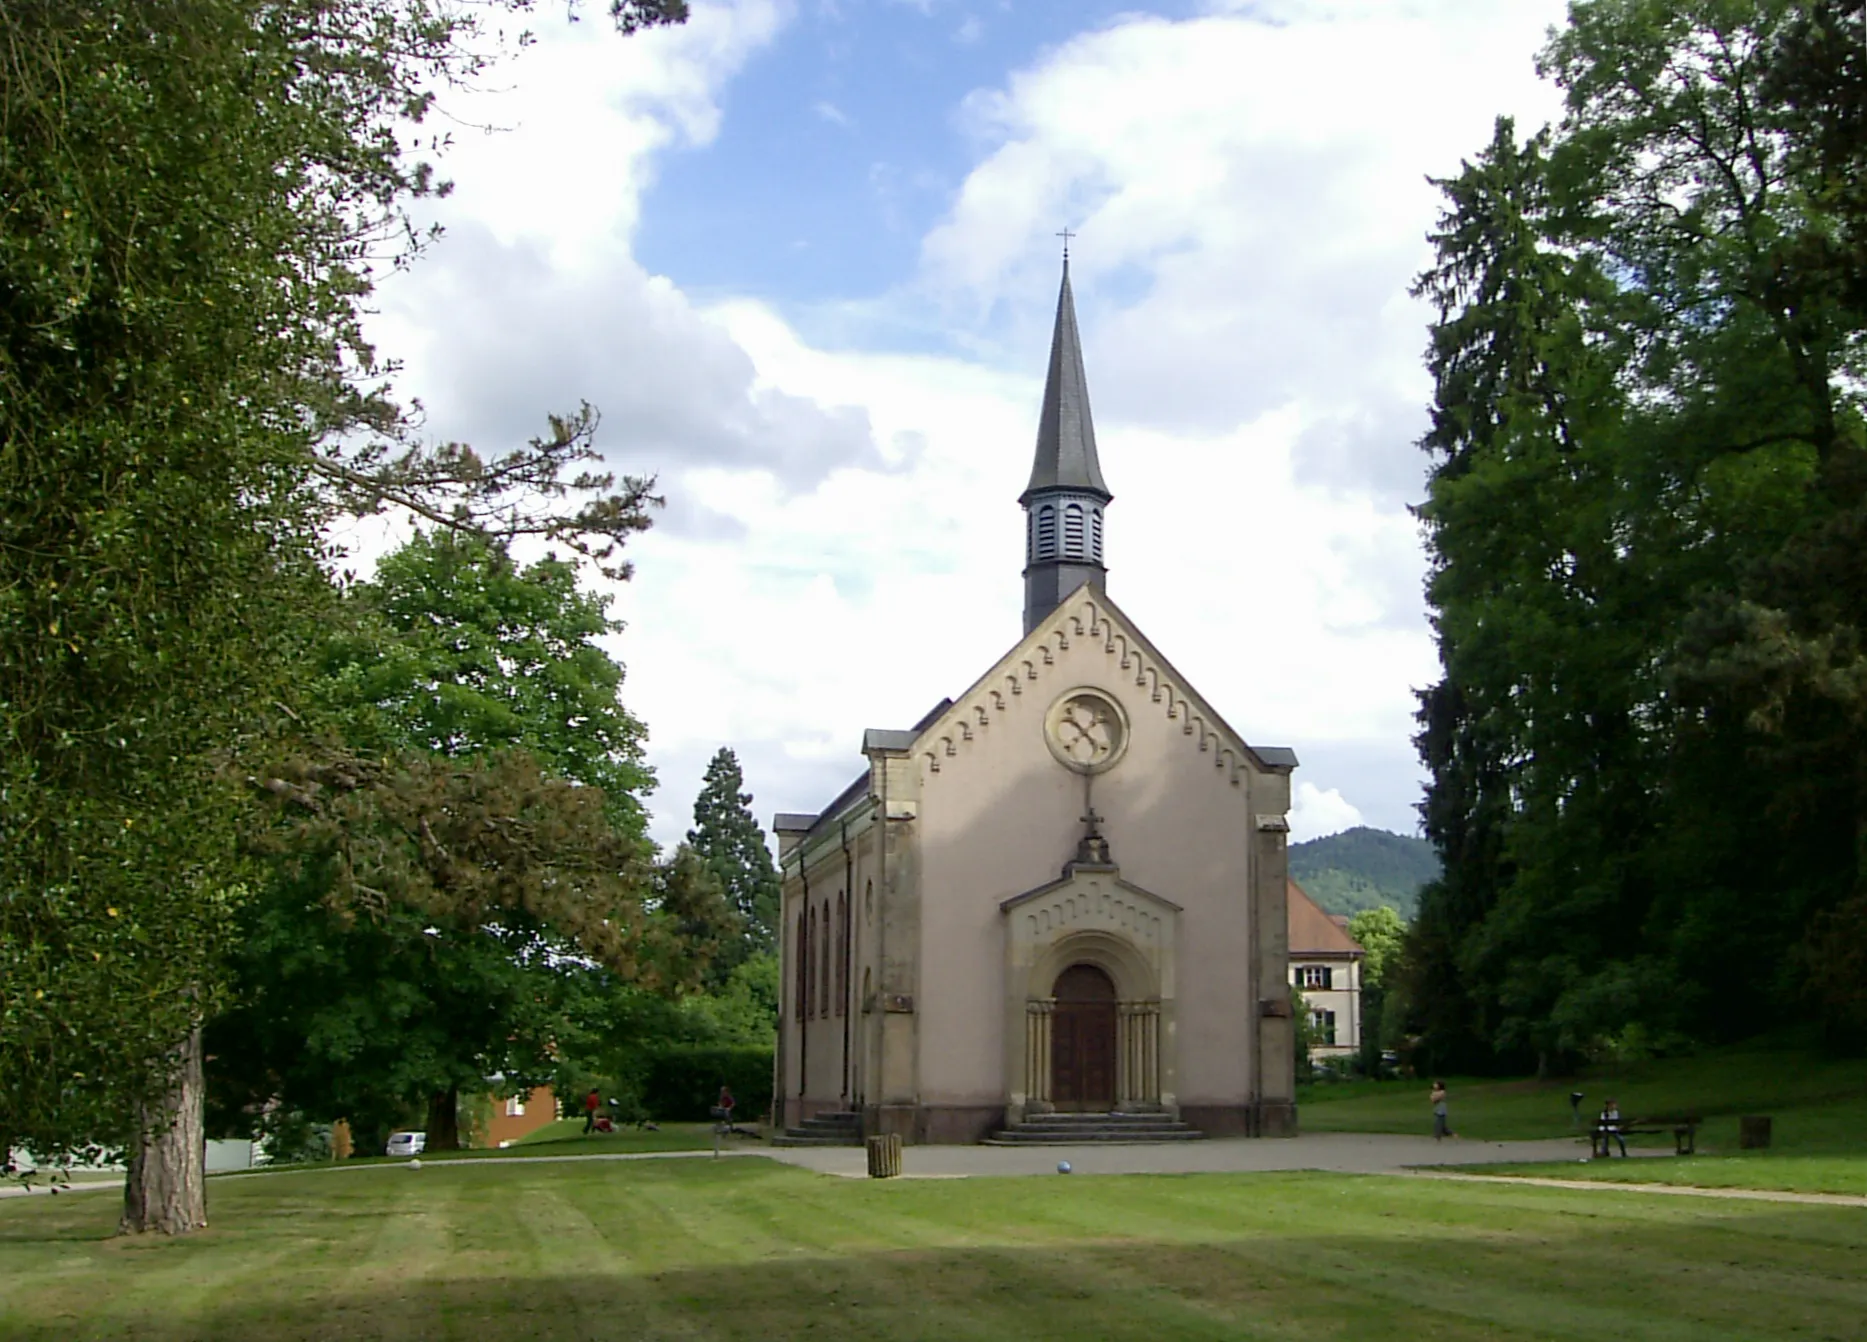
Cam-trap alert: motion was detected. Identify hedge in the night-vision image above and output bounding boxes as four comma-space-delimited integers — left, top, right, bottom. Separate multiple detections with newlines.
641, 1044, 774, 1121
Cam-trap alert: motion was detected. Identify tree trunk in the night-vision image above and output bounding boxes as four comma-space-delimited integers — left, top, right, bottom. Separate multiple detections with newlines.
425, 1087, 460, 1151
120, 1026, 206, 1236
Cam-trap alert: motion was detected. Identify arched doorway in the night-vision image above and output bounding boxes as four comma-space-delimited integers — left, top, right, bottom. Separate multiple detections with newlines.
1051, 963, 1117, 1111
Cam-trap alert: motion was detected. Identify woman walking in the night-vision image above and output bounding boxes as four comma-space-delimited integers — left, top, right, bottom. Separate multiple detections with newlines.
1430, 1080, 1453, 1141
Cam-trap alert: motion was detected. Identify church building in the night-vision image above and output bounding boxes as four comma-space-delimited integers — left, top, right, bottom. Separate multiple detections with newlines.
771, 259, 1299, 1143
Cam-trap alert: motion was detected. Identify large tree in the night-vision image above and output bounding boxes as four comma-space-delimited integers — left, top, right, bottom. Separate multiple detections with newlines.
212, 532, 736, 1151
216, 750, 725, 1152
1407, 0, 1867, 1070
328, 530, 655, 837
1, 0, 682, 1232
687, 748, 781, 971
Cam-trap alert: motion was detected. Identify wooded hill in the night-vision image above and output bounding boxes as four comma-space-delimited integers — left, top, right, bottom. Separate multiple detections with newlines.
1288, 828, 1438, 920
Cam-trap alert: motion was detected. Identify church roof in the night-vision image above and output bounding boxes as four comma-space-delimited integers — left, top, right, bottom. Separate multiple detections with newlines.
1021, 260, 1110, 504
1288, 879, 1364, 958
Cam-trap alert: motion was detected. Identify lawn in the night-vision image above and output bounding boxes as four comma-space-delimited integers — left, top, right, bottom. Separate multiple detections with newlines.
1457, 1155, 1867, 1198
1301, 1037, 1867, 1196
220, 1122, 743, 1175
3, 1156, 1863, 1340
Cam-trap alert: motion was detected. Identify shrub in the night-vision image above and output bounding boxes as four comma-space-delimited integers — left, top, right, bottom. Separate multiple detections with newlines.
641, 1045, 773, 1121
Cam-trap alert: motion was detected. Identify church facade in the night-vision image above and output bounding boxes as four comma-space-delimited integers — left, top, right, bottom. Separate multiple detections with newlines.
771, 261, 1299, 1143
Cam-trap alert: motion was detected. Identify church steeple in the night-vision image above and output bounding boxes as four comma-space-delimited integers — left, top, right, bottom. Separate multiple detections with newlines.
1021, 252, 1111, 635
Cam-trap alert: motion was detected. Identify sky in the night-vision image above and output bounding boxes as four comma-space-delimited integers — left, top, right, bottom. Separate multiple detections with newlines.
366, 0, 1575, 850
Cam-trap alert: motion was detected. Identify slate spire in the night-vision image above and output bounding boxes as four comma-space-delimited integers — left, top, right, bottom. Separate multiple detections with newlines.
1022, 254, 1111, 634
1022, 257, 1110, 504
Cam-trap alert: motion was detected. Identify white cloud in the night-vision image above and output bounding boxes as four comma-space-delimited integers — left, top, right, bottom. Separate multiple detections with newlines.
373, 0, 1572, 848
814, 99, 852, 126
1289, 781, 1365, 844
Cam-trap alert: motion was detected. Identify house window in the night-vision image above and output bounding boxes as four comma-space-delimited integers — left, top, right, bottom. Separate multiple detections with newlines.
1309, 1009, 1338, 1047
1297, 965, 1333, 991
505, 1096, 525, 1118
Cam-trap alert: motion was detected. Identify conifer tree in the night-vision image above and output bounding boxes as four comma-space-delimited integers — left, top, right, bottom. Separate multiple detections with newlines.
687, 749, 781, 964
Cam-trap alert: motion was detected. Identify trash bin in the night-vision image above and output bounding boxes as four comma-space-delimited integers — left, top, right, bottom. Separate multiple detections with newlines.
865, 1133, 902, 1179
1738, 1115, 1772, 1150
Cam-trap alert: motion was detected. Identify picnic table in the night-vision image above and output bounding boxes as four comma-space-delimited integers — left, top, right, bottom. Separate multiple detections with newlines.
1591, 1114, 1699, 1158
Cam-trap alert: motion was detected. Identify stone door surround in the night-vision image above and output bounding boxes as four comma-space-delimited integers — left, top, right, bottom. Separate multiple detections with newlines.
1001, 866, 1179, 1123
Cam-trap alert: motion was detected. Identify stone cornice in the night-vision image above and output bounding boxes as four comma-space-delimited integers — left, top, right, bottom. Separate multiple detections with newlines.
912, 584, 1291, 793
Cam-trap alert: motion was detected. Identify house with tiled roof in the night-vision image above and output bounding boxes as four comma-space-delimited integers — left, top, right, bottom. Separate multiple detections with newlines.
1287, 880, 1363, 1060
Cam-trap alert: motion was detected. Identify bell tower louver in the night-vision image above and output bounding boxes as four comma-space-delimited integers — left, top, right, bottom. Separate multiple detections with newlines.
1021, 255, 1111, 635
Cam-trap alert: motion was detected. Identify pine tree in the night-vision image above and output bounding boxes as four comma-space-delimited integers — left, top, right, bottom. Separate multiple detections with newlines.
687, 749, 781, 965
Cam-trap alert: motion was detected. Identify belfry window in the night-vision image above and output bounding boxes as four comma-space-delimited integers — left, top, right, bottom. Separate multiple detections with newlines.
1064, 503, 1086, 557
1035, 505, 1057, 560
1090, 507, 1103, 562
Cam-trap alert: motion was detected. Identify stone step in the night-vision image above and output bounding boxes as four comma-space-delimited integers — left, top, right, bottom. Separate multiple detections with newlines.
771, 1132, 864, 1147
986, 1111, 1205, 1145
1010, 1120, 1191, 1131
982, 1129, 1205, 1144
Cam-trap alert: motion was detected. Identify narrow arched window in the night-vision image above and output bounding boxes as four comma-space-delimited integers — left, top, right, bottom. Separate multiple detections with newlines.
1064, 503, 1085, 557
806, 907, 817, 1019
835, 892, 848, 1017
820, 899, 832, 1016
1036, 505, 1057, 559
795, 910, 808, 1021
1090, 507, 1103, 562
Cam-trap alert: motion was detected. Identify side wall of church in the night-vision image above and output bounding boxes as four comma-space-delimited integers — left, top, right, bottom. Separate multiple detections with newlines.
775, 814, 882, 1128
909, 595, 1285, 1139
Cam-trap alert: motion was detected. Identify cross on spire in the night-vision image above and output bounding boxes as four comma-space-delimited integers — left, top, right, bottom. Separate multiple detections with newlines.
1056, 227, 1076, 261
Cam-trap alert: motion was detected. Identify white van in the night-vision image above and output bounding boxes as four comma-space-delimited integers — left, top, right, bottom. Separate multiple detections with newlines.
385, 1131, 426, 1157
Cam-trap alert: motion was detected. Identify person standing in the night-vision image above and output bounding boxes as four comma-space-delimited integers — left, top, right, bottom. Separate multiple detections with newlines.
1431, 1080, 1452, 1141
582, 1087, 602, 1135
1599, 1098, 1627, 1157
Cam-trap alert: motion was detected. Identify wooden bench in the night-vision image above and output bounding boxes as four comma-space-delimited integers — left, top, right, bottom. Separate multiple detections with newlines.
1591, 1115, 1699, 1158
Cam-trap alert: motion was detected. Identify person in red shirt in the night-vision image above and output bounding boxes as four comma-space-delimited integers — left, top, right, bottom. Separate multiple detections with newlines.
582, 1087, 601, 1135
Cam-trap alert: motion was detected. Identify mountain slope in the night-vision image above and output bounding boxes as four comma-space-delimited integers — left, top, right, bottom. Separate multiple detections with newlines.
1288, 827, 1438, 920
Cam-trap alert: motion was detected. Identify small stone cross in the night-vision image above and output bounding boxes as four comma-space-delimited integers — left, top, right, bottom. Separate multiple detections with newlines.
1076, 805, 1111, 866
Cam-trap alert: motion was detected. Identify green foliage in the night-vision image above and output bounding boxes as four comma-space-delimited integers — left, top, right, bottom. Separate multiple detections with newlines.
639, 1045, 774, 1122
1346, 907, 1405, 990
212, 749, 665, 1151
681, 953, 781, 1047
0, 0, 686, 1173
1406, 0, 1867, 1072
1290, 829, 1438, 919
687, 748, 781, 970
324, 531, 653, 838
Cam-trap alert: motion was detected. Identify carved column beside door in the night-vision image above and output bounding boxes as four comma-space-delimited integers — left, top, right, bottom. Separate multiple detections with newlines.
1117, 1000, 1161, 1108
1024, 998, 1055, 1111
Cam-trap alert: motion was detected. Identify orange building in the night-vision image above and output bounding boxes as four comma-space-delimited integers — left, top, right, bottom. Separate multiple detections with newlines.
483, 1087, 559, 1147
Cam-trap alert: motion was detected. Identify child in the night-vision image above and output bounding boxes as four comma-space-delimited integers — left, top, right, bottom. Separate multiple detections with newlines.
1431, 1080, 1452, 1140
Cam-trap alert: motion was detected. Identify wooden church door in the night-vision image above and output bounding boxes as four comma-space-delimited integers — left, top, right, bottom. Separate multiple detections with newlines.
1051, 963, 1117, 1111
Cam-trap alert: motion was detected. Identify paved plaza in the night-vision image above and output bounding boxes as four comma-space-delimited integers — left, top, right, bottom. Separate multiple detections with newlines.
763, 1131, 1600, 1179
